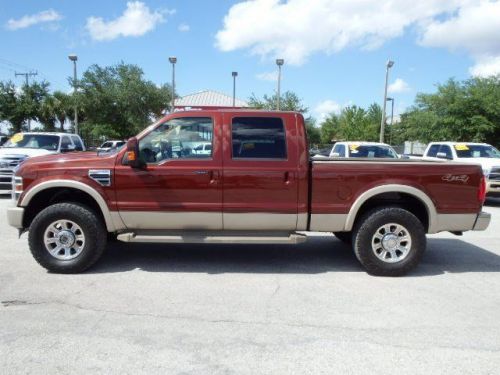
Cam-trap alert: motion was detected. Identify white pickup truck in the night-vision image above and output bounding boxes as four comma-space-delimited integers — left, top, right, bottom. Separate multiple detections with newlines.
422, 142, 500, 197
0, 132, 85, 194
328, 142, 400, 159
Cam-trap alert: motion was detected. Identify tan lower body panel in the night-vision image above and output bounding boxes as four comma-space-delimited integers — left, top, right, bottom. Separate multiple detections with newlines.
223, 213, 298, 231
119, 211, 223, 230
309, 214, 348, 232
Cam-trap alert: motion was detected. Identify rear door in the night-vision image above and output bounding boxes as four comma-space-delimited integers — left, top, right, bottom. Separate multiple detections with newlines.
222, 113, 299, 230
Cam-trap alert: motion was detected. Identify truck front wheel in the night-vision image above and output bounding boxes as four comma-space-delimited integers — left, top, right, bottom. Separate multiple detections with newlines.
352, 207, 426, 276
28, 203, 107, 273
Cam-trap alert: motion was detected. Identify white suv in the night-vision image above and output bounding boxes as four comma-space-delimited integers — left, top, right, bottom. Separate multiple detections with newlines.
0, 132, 85, 194
422, 142, 500, 197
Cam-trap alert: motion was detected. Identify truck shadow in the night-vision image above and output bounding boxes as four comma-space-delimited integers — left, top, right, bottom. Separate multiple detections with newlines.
89, 236, 500, 277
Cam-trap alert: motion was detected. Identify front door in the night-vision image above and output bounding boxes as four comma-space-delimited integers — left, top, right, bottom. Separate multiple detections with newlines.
222, 113, 299, 230
114, 113, 223, 230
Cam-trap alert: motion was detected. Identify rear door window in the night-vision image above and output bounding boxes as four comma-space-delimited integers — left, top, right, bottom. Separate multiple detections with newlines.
231, 117, 287, 159
427, 144, 440, 157
71, 136, 84, 151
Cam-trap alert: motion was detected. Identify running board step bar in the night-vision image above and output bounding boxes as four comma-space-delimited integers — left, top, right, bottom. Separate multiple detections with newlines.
117, 231, 307, 244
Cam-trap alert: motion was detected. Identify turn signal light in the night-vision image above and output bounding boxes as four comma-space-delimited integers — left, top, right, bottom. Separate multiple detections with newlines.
127, 151, 136, 161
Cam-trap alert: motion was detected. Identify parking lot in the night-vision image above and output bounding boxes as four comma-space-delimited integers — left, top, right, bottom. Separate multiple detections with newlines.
1, 196, 499, 374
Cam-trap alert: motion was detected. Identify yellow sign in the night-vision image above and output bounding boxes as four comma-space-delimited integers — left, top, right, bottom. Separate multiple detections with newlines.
10, 133, 23, 143
349, 143, 360, 151
455, 144, 469, 151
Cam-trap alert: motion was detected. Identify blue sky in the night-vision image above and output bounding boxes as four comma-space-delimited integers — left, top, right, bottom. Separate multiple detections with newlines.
1, 0, 498, 126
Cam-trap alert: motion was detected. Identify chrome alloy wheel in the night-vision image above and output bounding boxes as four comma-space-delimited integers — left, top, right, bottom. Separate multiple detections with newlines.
371, 223, 412, 263
43, 220, 85, 260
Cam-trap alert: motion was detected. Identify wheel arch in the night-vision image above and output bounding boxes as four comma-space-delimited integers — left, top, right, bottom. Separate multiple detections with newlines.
20, 180, 120, 232
344, 184, 438, 233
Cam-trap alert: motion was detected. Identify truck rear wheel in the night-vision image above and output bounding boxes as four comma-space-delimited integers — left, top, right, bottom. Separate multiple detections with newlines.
352, 207, 426, 276
28, 203, 107, 273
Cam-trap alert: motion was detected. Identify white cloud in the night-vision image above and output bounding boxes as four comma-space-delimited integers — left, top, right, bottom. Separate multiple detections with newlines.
388, 78, 411, 93
256, 71, 278, 81
314, 99, 342, 122
6, 9, 62, 30
469, 56, 500, 77
215, 0, 468, 65
178, 23, 190, 32
86, 1, 174, 41
419, 0, 500, 77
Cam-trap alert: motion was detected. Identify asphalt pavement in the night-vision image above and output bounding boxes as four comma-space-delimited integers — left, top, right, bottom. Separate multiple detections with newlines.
1, 196, 499, 374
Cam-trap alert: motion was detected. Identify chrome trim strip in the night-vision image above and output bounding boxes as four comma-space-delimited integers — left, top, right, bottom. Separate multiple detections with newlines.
20, 180, 121, 232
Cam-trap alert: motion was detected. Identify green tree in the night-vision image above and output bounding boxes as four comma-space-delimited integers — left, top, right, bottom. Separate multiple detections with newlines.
52, 91, 72, 131
305, 117, 321, 145
320, 113, 340, 143
78, 62, 173, 139
248, 91, 308, 113
0, 81, 25, 133
399, 76, 500, 144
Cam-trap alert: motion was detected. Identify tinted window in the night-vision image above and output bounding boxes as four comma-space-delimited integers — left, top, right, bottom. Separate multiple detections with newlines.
427, 144, 440, 157
440, 145, 453, 159
60, 136, 71, 149
139, 117, 213, 163
348, 145, 398, 158
101, 142, 113, 148
336, 144, 346, 157
71, 136, 84, 151
231, 117, 287, 159
454, 144, 500, 158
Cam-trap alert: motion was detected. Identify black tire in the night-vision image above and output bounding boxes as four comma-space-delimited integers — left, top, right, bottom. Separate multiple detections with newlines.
333, 231, 352, 244
28, 203, 107, 273
352, 207, 426, 276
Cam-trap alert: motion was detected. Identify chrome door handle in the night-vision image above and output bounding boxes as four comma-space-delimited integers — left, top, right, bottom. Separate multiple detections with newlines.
194, 170, 209, 175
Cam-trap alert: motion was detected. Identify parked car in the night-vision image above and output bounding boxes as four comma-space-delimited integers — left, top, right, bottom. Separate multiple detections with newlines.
7, 111, 489, 276
329, 142, 400, 158
422, 142, 500, 197
193, 142, 212, 156
97, 140, 126, 153
0, 132, 85, 194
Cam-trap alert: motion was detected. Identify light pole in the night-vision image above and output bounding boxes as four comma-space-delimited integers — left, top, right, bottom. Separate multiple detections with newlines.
380, 59, 394, 143
68, 54, 78, 134
276, 58, 284, 110
232, 72, 238, 107
386, 97, 394, 144
169, 56, 177, 112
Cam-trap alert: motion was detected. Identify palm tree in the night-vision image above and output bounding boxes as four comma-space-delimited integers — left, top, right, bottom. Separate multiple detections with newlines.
52, 91, 71, 131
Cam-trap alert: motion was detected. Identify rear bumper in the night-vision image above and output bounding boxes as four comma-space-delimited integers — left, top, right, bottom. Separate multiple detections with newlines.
473, 211, 491, 231
7, 206, 24, 229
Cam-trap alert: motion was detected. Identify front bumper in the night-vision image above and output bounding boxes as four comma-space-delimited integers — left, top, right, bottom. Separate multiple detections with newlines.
473, 211, 491, 231
7, 206, 24, 229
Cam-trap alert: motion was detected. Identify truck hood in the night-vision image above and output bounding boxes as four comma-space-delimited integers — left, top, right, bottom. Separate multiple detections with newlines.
0, 147, 56, 158
456, 157, 500, 170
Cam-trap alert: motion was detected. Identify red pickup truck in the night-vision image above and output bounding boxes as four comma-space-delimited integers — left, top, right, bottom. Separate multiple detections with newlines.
7, 110, 490, 276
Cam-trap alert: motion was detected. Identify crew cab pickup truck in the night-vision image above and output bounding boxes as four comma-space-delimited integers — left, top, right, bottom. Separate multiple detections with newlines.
422, 142, 500, 197
7, 111, 490, 276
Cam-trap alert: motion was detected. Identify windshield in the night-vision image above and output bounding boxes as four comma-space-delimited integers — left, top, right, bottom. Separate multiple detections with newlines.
348, 145, 398, 158
3, 134, 59, 151
454, 144, 500, 158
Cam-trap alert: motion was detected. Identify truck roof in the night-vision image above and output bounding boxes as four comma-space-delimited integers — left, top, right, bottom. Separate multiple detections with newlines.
11, 132, 80, 137
428, 141, 492, 146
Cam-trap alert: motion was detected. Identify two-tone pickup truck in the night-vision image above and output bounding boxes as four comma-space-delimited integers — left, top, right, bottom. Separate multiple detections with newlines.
7, 110, 490, 276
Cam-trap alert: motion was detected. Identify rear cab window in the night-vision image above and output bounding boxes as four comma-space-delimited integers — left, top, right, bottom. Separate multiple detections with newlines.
231, 117, 287, 159
427, 144, 440, 157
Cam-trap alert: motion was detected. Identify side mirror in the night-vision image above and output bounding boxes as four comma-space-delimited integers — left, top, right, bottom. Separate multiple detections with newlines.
126, 137, 144, 168
436, 152, 451, 160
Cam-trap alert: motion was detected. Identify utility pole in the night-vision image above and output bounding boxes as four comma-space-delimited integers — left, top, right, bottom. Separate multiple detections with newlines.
68, 55, 79, 134
232, 72, 238, 107
169, 57, 177, 112
276, 59, 284, 110
380, 60, 394, 143
15, 71, 38, 131
387, 97, 394, 145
